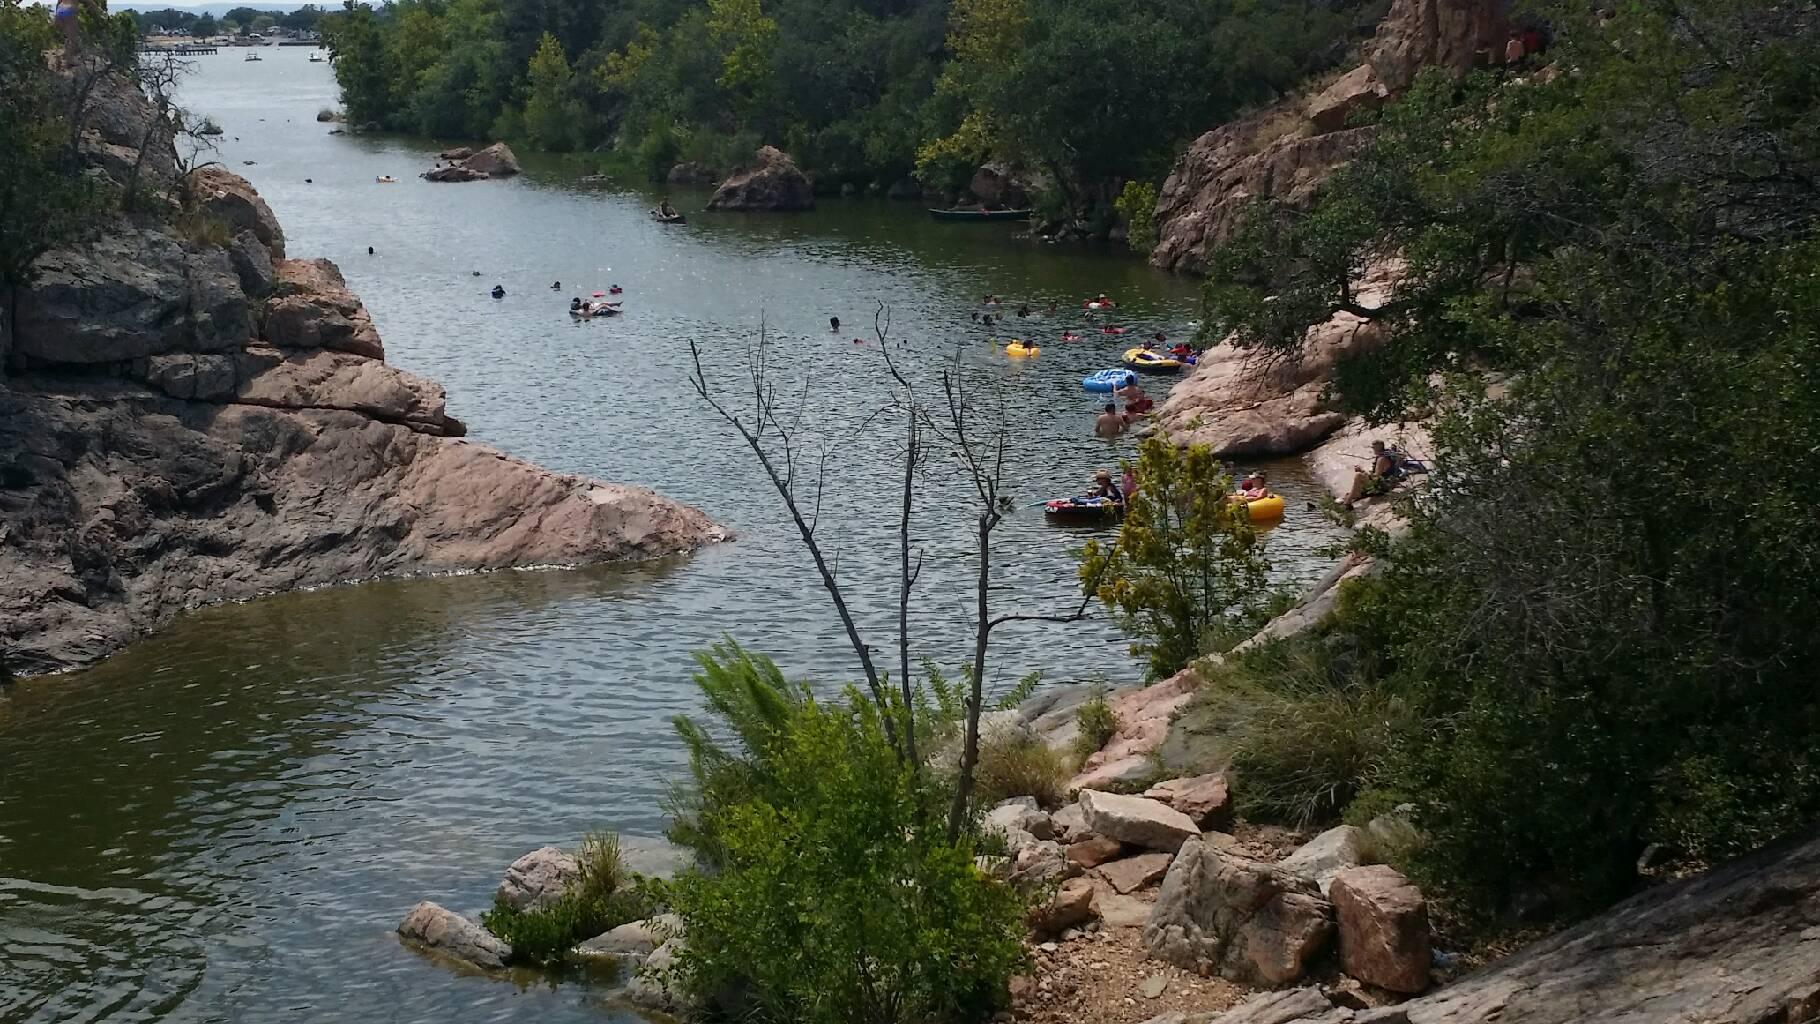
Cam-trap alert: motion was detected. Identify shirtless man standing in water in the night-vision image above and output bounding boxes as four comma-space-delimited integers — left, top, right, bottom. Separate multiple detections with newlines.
1095, 402, 1126, 440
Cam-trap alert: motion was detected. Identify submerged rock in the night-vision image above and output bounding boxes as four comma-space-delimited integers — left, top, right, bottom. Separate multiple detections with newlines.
707, 146, 815, 212
397, 901, 511, 970
423, 165, 488, 183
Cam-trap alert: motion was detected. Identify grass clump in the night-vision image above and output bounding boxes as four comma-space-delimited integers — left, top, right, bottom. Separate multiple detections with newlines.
480, 831, 655, 966
974, 731, 1069, 808
1071, 685, 1120, 763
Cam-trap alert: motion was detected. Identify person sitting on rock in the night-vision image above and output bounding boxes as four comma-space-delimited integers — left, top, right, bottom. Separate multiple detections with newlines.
1116, 377, 1153, 416
1095, 403, 1126, 440
1344, 440, 1408, 507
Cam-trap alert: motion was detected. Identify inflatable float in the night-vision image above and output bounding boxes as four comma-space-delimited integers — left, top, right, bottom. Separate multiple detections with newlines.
1006, 341, 1040, 356
1122, 347, 1183, 373
1044, 497, 1123, 524
1243, 494, 1286, 522
1101, 326, 1128, 335
1082, 368, 1137, 392
569, 304, 622, 318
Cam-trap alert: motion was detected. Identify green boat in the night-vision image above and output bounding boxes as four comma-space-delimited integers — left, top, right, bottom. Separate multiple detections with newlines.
928, 207, 1033, 223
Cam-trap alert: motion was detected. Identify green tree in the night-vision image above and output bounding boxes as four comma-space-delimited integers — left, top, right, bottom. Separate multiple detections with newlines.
249, 13, 274, 34
0, 1, 105, 296
522, 31, 578, 150
1201, 0, 1820, 920
1079, 433, 1270, 679
321, 2, 394, 126
190, 12, 216, 36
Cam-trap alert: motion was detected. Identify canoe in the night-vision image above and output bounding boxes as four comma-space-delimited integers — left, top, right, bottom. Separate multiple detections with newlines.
929, 208, 1033, 222
1044, 497, 1123, 524
1244, 494, 1286, 522
1122, 347, 1183, 374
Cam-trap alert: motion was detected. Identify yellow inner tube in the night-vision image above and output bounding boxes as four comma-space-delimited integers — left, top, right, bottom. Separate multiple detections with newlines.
1006, 341, 1040, 356
1244, 494, 1286, 521
1122, 346, 1181, 370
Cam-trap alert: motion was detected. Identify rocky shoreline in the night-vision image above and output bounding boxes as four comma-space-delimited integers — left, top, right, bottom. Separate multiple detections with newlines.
0, 66, 725, 679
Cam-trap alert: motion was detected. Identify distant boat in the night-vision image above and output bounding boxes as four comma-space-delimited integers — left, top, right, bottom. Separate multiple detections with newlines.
928, 207, 1032, 223
243, 52, 261, 61
308, 53, 325, 62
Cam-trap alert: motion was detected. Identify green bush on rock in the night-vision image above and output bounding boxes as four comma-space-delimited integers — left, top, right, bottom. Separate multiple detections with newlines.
480, 832, 654, 966
663, 642, 1026, 1024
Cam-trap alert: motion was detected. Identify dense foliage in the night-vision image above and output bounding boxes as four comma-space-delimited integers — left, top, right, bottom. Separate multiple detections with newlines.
1079, 433, 1270, 679
1197, 0, 1820, 920
663, 642, 1026, 1024
129, 6, 325, 37
0, 2, 111, 292
318, 0, 1380, 215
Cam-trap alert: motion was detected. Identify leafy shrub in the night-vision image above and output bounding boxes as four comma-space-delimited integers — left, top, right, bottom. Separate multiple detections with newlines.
974, 731, 1068, 807
174, 211, 232, 248
665, 642, 1026, 1024
480, 831, 654, 965
1079, 433, 1272, 679
1071, 685, 1119, 762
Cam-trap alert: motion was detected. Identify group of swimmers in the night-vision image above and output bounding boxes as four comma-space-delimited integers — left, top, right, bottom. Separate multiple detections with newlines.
1072, 465, 1274, 512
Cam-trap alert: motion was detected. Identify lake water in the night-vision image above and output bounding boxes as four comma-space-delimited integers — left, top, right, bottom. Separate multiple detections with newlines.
0, 47, 1344, 1023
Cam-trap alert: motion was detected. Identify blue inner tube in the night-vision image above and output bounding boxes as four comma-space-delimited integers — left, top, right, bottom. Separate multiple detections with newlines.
1082, 368, 1136, 392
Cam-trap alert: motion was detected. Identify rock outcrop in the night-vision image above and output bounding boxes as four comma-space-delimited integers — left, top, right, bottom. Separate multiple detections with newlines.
396, 901, 512, 970
1150, 262, 1398, 457
1151, 0, 1511, 274
1079, 790, 1200, 854
1331, 865, 1431, 995
1280, 826, 1366, 897
0, 72, 725, 677
1145, 836, 1336, 986
707, 146, 815, 212
495, 846, 581, 912
1070, 666, 1203, 791
1141, 827, 1820, 1024
1144, 773, 1234, 832
461, 142, 520, 177
422, 165, 488, 183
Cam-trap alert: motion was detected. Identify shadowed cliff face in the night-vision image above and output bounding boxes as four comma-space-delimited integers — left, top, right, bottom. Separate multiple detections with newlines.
1151, 0, 1510, 275
0, 66, 726, 677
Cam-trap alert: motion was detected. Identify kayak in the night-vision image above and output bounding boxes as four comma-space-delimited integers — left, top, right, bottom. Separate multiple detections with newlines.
1044, 497, 1123, 524
1006, 341, 1040, 356
1123, 347, 1183, 373
1244, 494, 1286, 522
1083, 368, 1136, 392
929, 208, 1033, 222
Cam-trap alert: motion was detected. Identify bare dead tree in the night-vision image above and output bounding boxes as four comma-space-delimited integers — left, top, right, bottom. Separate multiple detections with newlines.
875, 301, 925, 768
122, 51, 192, 210
928, 358, 1106, 842
687, 323, 900, 755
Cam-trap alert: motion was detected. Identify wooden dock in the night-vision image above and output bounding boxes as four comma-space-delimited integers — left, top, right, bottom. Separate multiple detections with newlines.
141, 44, 217, 55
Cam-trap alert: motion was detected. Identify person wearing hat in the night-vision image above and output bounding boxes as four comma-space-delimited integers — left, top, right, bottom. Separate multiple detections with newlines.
1236, 470, 1270, 501
1087, 469, 1124, 504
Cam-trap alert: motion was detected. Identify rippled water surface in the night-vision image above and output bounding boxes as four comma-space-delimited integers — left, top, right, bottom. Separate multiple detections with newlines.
0, 49, 1345, 1023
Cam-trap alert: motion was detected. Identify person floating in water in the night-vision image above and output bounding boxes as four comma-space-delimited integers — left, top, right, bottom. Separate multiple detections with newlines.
1086, 469, 1124, 504
570, 297, 583, 312
551, 281, 561, 290
491, 285, 506, 298
830, 316, 841, 333
658, 198, 679, 219
1116, 376, 1153, 415
1235, 471, 1270, 501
